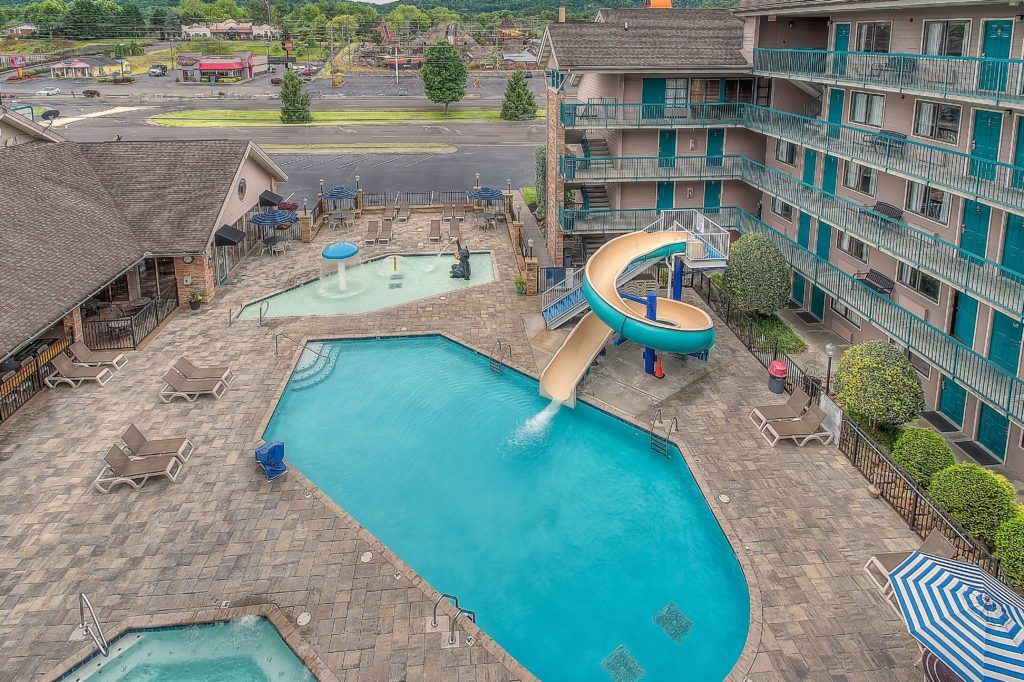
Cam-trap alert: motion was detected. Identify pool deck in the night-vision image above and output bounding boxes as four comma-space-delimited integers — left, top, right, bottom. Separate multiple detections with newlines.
1, 210, 921, 680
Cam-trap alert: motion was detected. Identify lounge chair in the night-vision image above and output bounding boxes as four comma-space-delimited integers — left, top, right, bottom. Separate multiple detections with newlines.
865, 529, 958, 613
453, 206, 465, 222
378, 218, 393, 244
93, 444, 182, 494
449, 217, 462, 240
69, 341, 128, 370
396, 201, 411, 223
429, 219, 441, 243
365, 220, 380, 245
174, 356, 234, 386
748, 389, 812, 430
44, 353, 113, 388
121, 423, 194, 463
761, 404, 833, 447
441, 203, 454, 222
159, 370, 227, 403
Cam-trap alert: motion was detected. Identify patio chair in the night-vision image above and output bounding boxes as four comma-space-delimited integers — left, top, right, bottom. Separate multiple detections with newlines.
453, 206, 466, 221
449, 217, 462, 241
121, 423, 194, 463
378, 218, 393, 244
174, 356, 235, 386
864, 528, 958, 598
760, 405, 833, 447
69, 340, 128, 370
44, 353, 114, 389
441, 203, 454, 222
748, 389, 812, 430
365, 220, 380, 245
93, 444, 182, 494
159, 370, 227, 403
429, 219, 441, 243
396, 201, 411, 223
329, 211, 348, 231
255, 440, 288, 481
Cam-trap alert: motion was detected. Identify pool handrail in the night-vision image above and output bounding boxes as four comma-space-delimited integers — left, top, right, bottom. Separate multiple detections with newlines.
450, 607, 477, 645
432, 592, 460, 628
79, 592, 109, 657
274, 333, 333, 359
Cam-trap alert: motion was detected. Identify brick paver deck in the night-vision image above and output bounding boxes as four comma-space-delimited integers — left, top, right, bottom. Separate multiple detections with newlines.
0, 210, 921, 680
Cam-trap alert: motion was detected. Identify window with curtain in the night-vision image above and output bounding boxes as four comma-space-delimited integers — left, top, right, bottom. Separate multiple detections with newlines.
850, 91, 885, 126
775, 139, 797, 165
771, 196, 793, 220
906, 181, 951, 223
897, 262, 941, 301
722, 79, 754, 103
843, 162, 877, 195
689, 79, 720, 103
856, 21, 892, 52
666, 78, 688, 106
913, 101, 961, 143
922, 20, 968, 56
837, 232, 869, 261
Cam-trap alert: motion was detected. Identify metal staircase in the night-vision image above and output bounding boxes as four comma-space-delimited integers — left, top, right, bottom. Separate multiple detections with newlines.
801, 89, 824, 119
581, 184, 610, 209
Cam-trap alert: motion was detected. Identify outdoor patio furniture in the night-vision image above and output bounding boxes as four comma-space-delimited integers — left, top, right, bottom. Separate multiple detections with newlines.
429, 219, 441, 243
748, 389, 812, 430
69, 340, 128, 370
120, 424, 194, 463
760, 405, 833, 447
93, 444, 182, 494
378, 219, 393, 244
174, 357, 235, 386
396, 201, 411, 223
329, 211, 348, 231
855, 269, 896, 297
365, 220, 380, 245
260, 235, 287, 256
864, 528, 957, 599
481, 212, 496, 230
159, 370, 227, 403
441, 203, 454, 222
44, 354, 114, 388
449, 217, 462, 240
453, 206, 466, 221
255, 440, 288, 481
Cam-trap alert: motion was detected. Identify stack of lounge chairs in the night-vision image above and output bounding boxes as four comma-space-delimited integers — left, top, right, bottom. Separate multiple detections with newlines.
159, 356, 234, 403
93, 423, 195, 493
748, 389, 834, 446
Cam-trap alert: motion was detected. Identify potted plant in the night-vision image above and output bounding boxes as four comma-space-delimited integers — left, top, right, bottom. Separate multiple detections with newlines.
514, 276, 526, 296
187, 290, 204, 311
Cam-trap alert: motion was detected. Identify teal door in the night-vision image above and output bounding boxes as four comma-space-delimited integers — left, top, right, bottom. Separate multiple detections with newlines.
951, 292, 979, 345
821, 155, 839, 193
980, 19, 1013, 92
1003, 213, 1024, 276
703, 180, 721, 209
989, 310, 1022, 374
977, 403, 1009, 461
810, 287, 826, 319
641, 78, 666, 119
970, 110, 1002, 180
792, 274, 806, 305
1013, 117, 1024, 188
832, 23, 850, 76
960, 200, 991, 258
816, 221, 832, 259
707, 128, 724, 167
939, 377, 967, 427
827, 89, 845, 139
656, 181, 674, 210
802, 148, 817, 185
797, 213, 812, 247
658, 129, 676, 168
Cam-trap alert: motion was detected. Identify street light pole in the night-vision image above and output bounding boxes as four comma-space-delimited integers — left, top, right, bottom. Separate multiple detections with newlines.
824, 342, 836, 395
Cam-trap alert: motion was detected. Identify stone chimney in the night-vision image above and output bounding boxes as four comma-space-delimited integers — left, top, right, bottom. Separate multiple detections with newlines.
558, 6, 566, 22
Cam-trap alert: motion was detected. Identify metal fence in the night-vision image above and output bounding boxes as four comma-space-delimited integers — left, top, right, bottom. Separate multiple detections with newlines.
359, 190, 469, 208
0, 333, 72, 424
81, 295, 178, 351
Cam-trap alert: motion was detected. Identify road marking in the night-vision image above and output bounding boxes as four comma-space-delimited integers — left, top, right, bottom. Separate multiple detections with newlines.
54, 105, 154, 127
404, 154, 437, 167
370, 156, 397, 168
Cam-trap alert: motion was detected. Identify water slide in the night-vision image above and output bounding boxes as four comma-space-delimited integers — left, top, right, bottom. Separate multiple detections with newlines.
539, 231, 715, 407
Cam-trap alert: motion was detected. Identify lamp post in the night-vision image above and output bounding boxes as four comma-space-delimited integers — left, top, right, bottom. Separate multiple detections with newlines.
354, 174, 360, 191
475, 172, 480, 189
824, 342, 836, 394
319, 178, 324, 195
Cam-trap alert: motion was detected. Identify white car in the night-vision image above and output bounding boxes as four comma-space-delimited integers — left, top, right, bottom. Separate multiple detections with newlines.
36, 87, 60, 96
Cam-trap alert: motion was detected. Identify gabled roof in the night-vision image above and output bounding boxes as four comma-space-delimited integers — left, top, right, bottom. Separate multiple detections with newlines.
0, 107, 65, 145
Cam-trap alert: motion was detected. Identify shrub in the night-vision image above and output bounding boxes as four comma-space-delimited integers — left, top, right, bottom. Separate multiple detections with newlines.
995, 513, 1024, 588
534, 146, 546, 222
833, 340, 925, 428
722, 233, 790, 315
753, 314, 807, 354
891, 428, 955, 486
928, 463, 1018, 544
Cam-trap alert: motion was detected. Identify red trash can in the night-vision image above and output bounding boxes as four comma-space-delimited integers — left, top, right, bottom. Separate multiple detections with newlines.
767, 361, 787, 394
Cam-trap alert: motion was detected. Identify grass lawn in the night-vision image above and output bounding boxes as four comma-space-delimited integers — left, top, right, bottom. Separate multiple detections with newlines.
753, 313, 808, 354
0, 38, 153, 56
521, 187, 537, 204
152, 108, 540, 127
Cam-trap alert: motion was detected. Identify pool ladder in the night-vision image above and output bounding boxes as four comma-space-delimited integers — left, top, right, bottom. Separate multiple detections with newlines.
432, 593, 477, 646
489, 340, 512, 374
649, 409, 679, 458
79, 592, 109, 657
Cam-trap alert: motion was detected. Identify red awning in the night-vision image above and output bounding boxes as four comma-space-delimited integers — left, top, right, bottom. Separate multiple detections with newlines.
199, 60, 244, 70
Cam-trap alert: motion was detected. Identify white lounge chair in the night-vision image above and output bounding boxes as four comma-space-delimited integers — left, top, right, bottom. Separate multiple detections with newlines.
159, 370, 227, 403
761, 404, 833, 447
748, 389, 812, 430
121, 424, 194, 463
93, 445, 182, 494
44, 353, 113, 388
69, 341, 128, 370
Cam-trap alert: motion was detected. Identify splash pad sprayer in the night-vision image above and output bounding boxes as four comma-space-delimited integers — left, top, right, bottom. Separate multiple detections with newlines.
322, 241, 360, 292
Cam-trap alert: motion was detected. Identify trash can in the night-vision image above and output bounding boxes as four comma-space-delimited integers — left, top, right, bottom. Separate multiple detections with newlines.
767, 361, 787, 394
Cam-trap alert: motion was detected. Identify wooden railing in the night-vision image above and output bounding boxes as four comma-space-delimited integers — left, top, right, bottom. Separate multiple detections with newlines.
0, 333, 73, 423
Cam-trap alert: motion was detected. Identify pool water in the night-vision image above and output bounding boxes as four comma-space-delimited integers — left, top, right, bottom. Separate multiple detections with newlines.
264, 337, 749, 681
64, 616, 313, 681
239, 253, 494, 318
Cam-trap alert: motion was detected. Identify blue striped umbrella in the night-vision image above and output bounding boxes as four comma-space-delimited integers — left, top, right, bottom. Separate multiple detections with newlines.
249, 210, 298, 226
322, 186, 358, 200
467, 187, 505, 201
889, 551, 1024, 682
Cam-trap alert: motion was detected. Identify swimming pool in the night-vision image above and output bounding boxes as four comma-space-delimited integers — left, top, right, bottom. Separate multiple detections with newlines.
61, 616, 313, 681
264, 336, 749, 681
239, 253, 495, 318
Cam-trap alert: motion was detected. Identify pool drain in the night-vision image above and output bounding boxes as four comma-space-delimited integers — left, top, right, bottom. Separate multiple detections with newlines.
719, 494, 730, 503
360, 551, 372, 563
394, 571, 401, 579
304, 490, 313, 499
296, 612, 311, 626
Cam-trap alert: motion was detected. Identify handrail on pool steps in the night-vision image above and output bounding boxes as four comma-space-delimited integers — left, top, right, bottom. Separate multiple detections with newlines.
79, 592, 109, 657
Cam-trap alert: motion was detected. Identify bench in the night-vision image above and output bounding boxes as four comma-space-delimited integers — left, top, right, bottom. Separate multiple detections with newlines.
855, 269, 896, 297
871, 201, 904, 221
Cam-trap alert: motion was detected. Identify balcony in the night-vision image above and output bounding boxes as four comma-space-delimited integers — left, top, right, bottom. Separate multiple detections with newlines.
560, 154, 739, 183
754, 47, 1024, 108
559, 207, 663, 234
561, 102, 745, 129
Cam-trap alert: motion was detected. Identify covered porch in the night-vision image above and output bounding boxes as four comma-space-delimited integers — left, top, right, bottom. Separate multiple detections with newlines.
80, 257, 179, 351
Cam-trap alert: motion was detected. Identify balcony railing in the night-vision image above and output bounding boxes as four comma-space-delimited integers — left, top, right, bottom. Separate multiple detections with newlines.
0, 333, 73, 424
754, 47, 1024, 107
709, 206, 1024, 426
81, 295, 178, 351
559, 207, 663, 234
557, 153, 1024, 321
561, 102, 746, 129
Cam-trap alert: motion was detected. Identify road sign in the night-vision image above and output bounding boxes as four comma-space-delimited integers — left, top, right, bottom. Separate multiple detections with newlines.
284, 40, 293, 52
11, 56, 27, 67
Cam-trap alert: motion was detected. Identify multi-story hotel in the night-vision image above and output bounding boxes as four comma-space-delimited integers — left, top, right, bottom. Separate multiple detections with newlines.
539, 0, 1024, 474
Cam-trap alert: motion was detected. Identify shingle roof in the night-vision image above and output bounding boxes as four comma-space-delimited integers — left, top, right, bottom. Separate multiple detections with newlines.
545, 9, 748, 71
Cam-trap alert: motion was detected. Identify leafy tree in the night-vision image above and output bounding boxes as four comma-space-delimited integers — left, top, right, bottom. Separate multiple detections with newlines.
329, 14, 358, 34
209, 0, 249, 20
174, 0, 209, 24
834, 340, 925, 428
929, 463, 1018, 544
500, 69, 537, 120
995, 513, 1024, 588
722, 233, 790, 315
534, 145, 546, 221
427, 6, 461, 24
388, 4, 430, 31
119, 1, 145, 37
421, 41, 466, 114
23, 0, 67, 33
279, 70, 312, 123
891, 428, 955, 487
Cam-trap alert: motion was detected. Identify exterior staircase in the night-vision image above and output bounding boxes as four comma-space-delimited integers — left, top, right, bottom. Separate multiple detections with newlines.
581, 184, 610, 210
801, 88, 824, 119
289, 342, 342, 391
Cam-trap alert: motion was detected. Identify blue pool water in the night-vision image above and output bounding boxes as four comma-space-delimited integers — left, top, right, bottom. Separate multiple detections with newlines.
264, 337, 749, 681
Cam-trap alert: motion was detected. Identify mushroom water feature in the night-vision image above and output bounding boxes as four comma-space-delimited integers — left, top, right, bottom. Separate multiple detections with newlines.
322, 241, 360, 292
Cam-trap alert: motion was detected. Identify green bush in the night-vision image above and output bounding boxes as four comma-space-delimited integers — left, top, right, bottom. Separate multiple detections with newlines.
995, 513, 1024, 588
753, 314, 807, 354
929, 463, 1018, 544
722, 233, 791, 315
891, 428, 955, 486
534, 146, 546, 222
834, 340, 925, 428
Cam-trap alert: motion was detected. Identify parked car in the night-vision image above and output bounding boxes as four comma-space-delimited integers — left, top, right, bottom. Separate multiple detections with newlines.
397, 87, 409, 96
271, 77, 282, 85
148, 64, 167, 76
82, 89, 100, 98
36, 86, 60, 96
300, 68, 316, 77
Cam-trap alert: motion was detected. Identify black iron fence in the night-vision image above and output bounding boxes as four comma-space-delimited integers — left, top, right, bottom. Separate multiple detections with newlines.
691, 271, 1009, 587
0, 333, 72, 424
82, 295, 178, 351
360, 190, 469, 208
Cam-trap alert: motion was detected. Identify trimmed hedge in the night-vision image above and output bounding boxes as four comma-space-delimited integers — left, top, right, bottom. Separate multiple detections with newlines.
834, 340, 925, 428
891, 428, 955, 487
928, 463, 1018, 544
722, 233, 791, 315
995, 513, 1024, 589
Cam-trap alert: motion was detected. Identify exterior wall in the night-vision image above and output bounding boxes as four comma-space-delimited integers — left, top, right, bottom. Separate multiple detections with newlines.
0, 119, 40, 147
546, 87, 565, 266
756, 15, 829, 50
62, 308, 82, 342
771, 78, 817, 115
174, 250, 216, 305
218, 157, 276, 227
576, 72, 622, 102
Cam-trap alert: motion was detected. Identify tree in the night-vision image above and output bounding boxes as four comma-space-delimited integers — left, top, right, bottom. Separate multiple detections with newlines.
422, 41, 467, 115
722, 233, 790, 315
995, 513, 1024, 588
174, 0, 209, 24
427, 6, 461, 24
119, 1, 145, 37
500, 69, 537, 120
279, 70, 312, 123
387, 4, 429, 31
834, 340, 925, 428
534, 145, 546, 221
23, 0, 67, 34
209, 0, 248, 20
891, 428, 955, 487
929, 463, 1018, 544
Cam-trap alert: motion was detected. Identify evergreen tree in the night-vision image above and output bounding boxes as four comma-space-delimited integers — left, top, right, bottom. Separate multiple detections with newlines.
500, 69, 536, 120
279, 71, 312, 124
421, 41, 467, 115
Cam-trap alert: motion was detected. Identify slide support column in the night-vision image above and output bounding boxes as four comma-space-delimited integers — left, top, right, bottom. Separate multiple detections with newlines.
671, 256, 684, 301
644, 291, 658, 375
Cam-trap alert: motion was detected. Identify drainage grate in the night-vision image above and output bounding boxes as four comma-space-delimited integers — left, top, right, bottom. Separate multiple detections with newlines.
654, 602, 692, 644
600, 644, 645, 682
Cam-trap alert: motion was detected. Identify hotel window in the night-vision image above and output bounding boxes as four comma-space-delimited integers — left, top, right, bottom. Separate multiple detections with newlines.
850, 91, 885, 127
775, 139, 797, 165
689, 79, 720, 103
906, 182, 951, 223
666, 78, 689, 106
722, 78, 754, 103
830, 299, 862, 327
843, 162, 877, 195
837, 232, 869, 261
856, 21, 892, 53
897, 262, 941, 301
922, 20, 968, 56
771, 196, 793, 220
913, 101, 961, 144
891, 341, 933, 378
